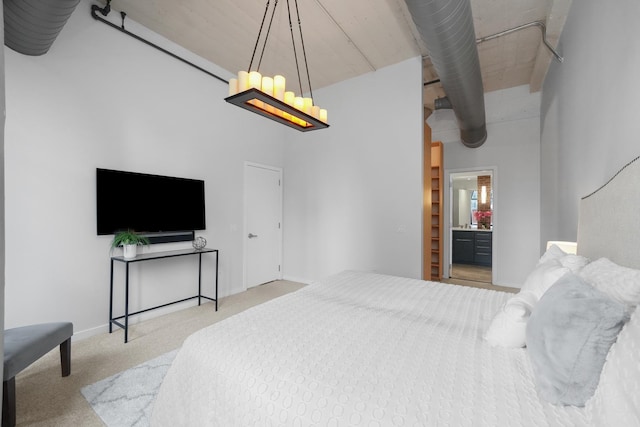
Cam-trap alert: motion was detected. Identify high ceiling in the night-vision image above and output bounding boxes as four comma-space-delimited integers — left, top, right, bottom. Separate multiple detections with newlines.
104, 0, 571, 112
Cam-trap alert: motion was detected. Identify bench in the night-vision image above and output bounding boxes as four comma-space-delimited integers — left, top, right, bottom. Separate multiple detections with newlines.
3, 322, 73, 427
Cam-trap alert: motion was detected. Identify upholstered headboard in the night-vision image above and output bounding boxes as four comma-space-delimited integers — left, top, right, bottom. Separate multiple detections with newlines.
577, 156, 640, 269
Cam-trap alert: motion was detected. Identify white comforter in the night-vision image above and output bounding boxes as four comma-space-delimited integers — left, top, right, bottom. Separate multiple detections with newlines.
151, 271, 589, 426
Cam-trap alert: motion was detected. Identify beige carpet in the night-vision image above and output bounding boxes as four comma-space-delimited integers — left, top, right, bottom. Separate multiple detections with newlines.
12, 280, 305, 426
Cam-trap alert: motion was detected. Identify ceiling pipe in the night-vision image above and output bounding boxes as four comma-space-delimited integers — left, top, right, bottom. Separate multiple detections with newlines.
4, 0, 81, 56
434, 97, 452, 110
405, 0, 487, 148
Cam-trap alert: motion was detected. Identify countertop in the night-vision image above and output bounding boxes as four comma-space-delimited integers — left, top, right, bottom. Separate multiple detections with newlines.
452, 227, 492, 232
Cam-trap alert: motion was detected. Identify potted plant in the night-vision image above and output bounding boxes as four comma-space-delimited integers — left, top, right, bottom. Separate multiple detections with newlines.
111, 230, 150, 259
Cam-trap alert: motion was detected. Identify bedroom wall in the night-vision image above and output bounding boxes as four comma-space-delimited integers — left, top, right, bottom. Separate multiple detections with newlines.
431, 85, 541, 287
540, 0, 640, 246
4, 0, 286, 338
282, 57, 424, 283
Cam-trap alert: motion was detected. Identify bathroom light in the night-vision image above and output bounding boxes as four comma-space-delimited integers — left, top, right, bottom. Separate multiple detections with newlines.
480, 185, 487, 204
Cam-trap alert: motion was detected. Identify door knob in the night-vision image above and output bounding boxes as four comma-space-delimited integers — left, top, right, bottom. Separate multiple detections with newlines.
248, 233, 258, 238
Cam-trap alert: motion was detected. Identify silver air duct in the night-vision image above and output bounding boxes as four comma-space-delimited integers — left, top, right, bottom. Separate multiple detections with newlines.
4, 0, 81, 56
405, 0, 487, 148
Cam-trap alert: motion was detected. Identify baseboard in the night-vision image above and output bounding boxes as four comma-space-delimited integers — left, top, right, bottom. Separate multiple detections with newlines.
72, 299, 205, 341
72, 324, 110, 341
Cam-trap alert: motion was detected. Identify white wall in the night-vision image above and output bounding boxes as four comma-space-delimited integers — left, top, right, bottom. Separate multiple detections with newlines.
282, 57, 424, 283
540, 0, 640, 246
431, 85, 541, 287
4, 0, 286, 338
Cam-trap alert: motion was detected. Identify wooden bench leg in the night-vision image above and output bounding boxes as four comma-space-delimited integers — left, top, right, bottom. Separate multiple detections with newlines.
2, 377, 16, 427
59, 338, 71, 377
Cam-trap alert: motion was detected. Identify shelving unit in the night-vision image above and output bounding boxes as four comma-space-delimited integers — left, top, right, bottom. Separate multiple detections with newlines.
430, 142, 443, 281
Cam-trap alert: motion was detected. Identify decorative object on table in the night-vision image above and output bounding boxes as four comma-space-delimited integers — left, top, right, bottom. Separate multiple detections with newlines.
225, 0, 328, 132
473, 210, 492, 229
192, 236, 207, 251
111, 230, 150, 259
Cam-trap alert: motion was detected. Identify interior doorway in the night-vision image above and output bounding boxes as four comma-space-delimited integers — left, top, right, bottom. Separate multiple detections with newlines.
448, 170, 494, 284
244, 162, 283, 288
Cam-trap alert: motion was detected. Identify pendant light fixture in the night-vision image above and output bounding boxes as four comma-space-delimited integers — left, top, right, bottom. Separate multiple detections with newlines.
225, 0, 329, 132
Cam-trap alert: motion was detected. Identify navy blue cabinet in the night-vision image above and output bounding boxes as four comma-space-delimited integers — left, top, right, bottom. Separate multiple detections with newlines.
452, 230, 492, 266
452, 231, 474, 263
474, 232, 492, 266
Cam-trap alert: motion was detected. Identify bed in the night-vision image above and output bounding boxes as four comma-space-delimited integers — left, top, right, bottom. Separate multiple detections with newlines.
151, 156, 640, 426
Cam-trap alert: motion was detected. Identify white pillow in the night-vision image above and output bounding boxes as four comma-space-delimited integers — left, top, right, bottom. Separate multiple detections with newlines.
521, 258, 570, 300
537, 244, 567, 266
485, 291, 536, 348
485, 308, 528, 348
579, 257, 640, 307
484, 260, 569, 348
559, 254, 590, 273
503, 291, 537, 317
538, 244, 589, 273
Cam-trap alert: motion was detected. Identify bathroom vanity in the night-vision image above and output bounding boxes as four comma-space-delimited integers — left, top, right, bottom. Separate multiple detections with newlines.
452, 229, 492, 266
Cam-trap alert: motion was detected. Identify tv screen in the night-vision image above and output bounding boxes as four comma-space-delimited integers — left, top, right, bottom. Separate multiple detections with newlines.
96, 168, 206, 235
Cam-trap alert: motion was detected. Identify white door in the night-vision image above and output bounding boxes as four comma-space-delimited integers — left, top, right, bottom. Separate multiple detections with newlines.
244, 163, 282, 288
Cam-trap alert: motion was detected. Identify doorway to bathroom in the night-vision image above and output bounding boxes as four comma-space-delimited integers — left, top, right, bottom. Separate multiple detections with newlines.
448, 170, 494, 284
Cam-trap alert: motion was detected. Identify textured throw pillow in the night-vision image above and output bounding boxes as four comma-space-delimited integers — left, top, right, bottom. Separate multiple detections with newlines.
526, 273, 628, 406
579, 257, 640, 307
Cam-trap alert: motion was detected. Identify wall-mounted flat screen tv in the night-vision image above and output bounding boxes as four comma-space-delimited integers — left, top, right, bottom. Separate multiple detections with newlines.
96, 168, 206, 235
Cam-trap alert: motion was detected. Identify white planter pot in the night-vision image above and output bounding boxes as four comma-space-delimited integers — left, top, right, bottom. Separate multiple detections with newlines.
123, 244, 137, 259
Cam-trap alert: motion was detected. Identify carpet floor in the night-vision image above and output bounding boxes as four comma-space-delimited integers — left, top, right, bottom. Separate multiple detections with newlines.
12, 280, 305, 426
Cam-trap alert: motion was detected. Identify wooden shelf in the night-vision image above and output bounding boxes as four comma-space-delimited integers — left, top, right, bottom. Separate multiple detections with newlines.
428, 142, 444, 282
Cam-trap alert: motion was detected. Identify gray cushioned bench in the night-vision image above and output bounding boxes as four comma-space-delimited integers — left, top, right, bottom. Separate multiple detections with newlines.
3, 322, 73, 427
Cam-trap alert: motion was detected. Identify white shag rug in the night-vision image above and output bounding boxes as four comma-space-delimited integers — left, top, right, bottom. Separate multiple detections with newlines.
81, 350, 178, 427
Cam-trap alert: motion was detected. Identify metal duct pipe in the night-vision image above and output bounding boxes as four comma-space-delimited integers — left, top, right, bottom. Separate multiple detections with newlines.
405, 0, 487, 148
4, 0, 81, 56
434, 97, 452, 110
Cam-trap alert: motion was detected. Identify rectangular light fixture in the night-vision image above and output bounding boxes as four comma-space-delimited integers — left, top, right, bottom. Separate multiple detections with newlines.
225, 88, 329, 132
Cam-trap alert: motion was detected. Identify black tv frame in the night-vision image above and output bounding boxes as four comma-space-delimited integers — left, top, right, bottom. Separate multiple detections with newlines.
96, 168, 205, 244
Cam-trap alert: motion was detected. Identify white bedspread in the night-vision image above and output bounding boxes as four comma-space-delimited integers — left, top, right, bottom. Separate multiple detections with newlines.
151, 271, 589, 426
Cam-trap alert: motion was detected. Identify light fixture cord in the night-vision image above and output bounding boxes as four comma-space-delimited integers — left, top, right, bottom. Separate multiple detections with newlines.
256, 0, 280, 71
250, 0, 316, 102
293, 0, 314, 100
286, 0, 304, 96
249, 0, 271, 72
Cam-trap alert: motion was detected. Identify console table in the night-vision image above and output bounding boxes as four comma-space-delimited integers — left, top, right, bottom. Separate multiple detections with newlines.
109, 248, 218, 343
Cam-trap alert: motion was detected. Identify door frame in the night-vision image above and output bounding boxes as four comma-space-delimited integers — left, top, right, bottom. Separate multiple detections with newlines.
444, 166, 498, 284
243, 161, 284, 290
